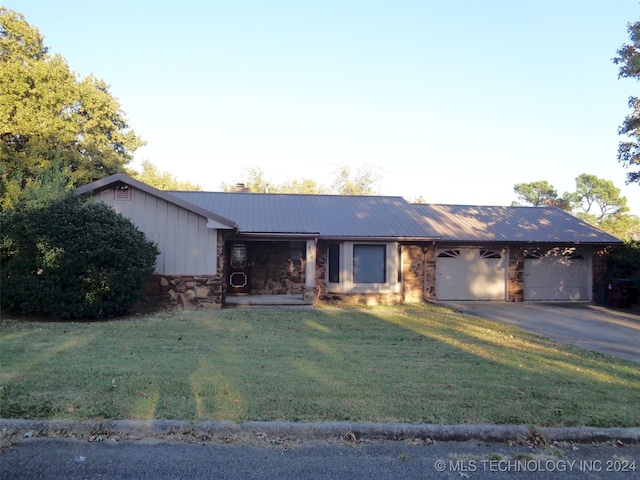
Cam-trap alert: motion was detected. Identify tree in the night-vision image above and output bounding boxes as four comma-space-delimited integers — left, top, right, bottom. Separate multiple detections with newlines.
407, 195, 427, 204
220, 166, 272, 193
613, 20, 640, 185
331, 163, 382, 195
574, 173, 628, 223
1, 193, 159, 319
221, 165, 327, 194
131, 160, 201, 191
0, 8, 143, 209
221, 163, 380, 195
512, 174, 640, 240
512, 180, 572, 209
278, 178, 327, 194
599, 212, 640, 241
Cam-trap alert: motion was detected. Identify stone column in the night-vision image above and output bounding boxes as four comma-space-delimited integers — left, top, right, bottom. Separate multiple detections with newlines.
304, 238, 317, 302
423, 243, 437, 301
508, 247, 524, 302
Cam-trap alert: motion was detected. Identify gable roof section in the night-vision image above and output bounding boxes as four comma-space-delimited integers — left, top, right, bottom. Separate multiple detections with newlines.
171, 191, 438, 239
75, 174, 237, 229
411, 204, 622, 244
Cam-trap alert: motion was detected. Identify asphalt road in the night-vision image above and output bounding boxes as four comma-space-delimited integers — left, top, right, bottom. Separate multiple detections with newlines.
442, 302, 640, 363
1, 438, 639, 480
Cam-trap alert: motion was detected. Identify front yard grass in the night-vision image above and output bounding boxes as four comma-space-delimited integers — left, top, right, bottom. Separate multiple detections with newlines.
1, 305, 638, 427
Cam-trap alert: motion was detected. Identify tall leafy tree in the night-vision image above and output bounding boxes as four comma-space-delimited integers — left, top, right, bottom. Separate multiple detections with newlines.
0, 8, 143, 209
613, 20, 640, 185
331, 163, 382, 196
512, 180, 573, 209
513, 180, 559, 207
512, 175, 640, 240
574, 173, 628, 223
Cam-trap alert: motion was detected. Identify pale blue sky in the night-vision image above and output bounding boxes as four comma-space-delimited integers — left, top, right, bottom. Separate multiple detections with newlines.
5, 1, 640, 212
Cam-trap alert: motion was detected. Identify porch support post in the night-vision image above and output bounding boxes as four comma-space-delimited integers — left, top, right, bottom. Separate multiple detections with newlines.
304, 238, 317, 302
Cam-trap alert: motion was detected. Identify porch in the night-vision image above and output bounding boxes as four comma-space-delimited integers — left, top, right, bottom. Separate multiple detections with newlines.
224, 294, 313, 308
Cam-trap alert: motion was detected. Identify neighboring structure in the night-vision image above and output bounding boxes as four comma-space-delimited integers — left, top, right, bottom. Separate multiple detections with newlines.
76, 174, 622, 308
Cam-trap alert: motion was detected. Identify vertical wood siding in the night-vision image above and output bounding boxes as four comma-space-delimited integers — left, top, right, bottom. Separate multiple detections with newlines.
94, 188, 217, 275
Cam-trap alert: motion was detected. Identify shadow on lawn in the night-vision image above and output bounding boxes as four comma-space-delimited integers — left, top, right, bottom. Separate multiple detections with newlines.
176, 307, 640, 427
1, 306, 639, 427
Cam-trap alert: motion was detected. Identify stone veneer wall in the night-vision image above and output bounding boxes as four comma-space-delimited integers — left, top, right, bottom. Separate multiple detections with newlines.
246, 241, 306, 295
163, 275, 223, 308
508, 247, 525, 302
402, 244, 428, 303
314, 242, 328, 300
423, 244, 437, 301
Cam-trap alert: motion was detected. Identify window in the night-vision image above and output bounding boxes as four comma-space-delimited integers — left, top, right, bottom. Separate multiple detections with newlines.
325, 242, 400, 294
230, 244, 247, 268
328, 244, 340, 283
289, 241, 305, 261
480, 250, 502, 259
353, 244, 385, 283
437, 249, 460, 258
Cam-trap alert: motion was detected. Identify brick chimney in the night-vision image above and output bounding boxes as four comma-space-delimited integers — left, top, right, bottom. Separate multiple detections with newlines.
233, 183, 250, 193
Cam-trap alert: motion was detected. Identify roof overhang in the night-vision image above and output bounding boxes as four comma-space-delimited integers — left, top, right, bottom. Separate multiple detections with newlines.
318, 236, 440, 242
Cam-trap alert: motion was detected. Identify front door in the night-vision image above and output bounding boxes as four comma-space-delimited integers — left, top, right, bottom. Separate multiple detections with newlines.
228, 243, 251, 294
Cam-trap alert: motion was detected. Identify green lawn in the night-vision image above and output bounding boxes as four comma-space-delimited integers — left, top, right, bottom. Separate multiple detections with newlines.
1, 305, 638, 427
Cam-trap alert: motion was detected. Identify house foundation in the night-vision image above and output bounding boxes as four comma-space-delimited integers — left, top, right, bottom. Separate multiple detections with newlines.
145, 274, 224, 309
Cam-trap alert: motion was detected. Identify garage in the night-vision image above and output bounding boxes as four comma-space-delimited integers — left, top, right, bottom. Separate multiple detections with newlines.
436, 248, 506, 300
523, 248, 590, 301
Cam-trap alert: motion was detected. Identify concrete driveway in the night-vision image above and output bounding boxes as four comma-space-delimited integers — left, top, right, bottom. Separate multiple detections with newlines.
442, 302, 640, 363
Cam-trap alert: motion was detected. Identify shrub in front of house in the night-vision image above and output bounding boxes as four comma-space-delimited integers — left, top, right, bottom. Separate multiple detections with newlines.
1, 194, 159, 319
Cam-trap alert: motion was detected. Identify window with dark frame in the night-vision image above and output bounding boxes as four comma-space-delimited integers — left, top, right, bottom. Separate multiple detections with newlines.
328, 244, 340, 283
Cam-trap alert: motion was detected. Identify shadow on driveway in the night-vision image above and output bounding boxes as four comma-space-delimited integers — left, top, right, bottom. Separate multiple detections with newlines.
441, 302, 640, 363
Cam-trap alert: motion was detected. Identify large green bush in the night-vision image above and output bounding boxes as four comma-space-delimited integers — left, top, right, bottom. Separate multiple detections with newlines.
1, 194, 159, 319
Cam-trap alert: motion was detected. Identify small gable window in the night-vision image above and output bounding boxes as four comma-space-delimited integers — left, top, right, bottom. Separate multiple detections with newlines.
437, 249, 460, 258
480, 250, 501, 259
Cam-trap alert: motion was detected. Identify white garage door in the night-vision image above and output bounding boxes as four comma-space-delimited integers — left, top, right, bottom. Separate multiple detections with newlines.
524, 249, 590, 301
436, 248, 506, 300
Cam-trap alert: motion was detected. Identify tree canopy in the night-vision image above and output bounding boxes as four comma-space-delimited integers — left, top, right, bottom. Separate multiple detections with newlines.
130, 160, 201, 191
513, 174, 639, 240
513, 180, 571, 209
0, 7, 143, 209
613, 20, 640, 185
221, 163, 381, 195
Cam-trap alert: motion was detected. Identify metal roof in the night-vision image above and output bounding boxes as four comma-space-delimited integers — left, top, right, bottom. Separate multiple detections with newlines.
75, 175, 622, 244
410, 204, 622, 244
171, 191, 437, 239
